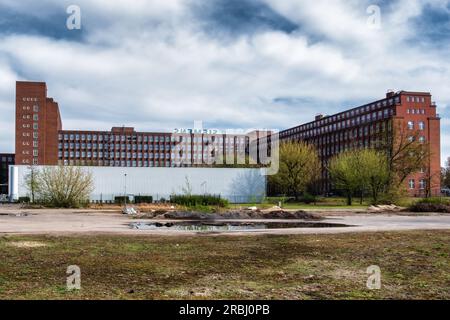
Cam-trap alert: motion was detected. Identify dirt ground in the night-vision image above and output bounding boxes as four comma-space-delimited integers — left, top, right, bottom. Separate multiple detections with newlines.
0, 204, 449, 236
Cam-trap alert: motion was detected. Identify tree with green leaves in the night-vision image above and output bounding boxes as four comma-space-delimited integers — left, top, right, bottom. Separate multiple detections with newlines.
328, 150, 360, 205
441, 157, 450, 189
329, 149, 389, 205
268, 141, 320, 200
360, 149, 390, 204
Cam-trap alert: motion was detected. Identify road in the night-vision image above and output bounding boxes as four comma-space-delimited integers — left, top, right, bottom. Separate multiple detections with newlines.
1, 206, 450, 236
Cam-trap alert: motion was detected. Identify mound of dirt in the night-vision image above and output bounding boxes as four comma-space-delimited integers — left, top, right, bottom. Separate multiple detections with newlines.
261, 210, 322, 220
368, 205, 403, 213
147, 209, 323, 220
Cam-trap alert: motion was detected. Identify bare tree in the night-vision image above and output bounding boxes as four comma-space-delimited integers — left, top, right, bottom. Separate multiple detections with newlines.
181, 175, 193, 196
24, 165, 40, 203
423, 166, 441, 198
383, 120, 431, 194
36, 166, 94, 208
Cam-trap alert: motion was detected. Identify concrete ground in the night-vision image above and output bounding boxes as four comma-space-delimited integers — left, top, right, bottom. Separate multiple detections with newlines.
1, 204, 450, 236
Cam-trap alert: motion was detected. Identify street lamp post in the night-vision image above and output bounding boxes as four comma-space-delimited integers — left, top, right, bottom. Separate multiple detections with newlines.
201, 181, 207, 195
124, 173, 127, 208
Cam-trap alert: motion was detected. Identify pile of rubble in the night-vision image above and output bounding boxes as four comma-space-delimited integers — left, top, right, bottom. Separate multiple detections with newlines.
132, 206, 323, 220
367, 204, 403, 213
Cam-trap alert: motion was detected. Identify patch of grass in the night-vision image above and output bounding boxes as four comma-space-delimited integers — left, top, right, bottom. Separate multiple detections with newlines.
0, 231, 448, 299
231, 203, 367, 210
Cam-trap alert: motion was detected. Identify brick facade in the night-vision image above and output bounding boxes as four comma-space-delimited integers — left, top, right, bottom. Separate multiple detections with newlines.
15, 82, 441, 196
15, 81, 61, 166
16, 82, 251, 169
280, 91, 441, 196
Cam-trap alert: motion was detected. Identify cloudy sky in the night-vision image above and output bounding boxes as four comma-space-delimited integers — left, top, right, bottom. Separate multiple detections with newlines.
0, 0, 449, 164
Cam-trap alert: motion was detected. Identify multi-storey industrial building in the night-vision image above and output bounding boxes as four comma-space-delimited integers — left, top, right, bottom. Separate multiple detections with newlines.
280, 91, 441, 196
15, 81, 255, 168
12, 81, 442, 197
0, 153, 15, 195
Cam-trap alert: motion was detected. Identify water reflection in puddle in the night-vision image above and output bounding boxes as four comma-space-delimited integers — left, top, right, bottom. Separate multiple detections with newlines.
130, 221, 352, 232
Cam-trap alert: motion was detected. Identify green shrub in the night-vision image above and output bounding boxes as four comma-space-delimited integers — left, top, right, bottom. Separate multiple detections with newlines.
114, 196, 130, 204
134, 196, 153, 204
170, 195, 229, 208
18, 196, 31, 203
299, 192, 317, 204
415, 197, 450, 205
409, 197, 450, 213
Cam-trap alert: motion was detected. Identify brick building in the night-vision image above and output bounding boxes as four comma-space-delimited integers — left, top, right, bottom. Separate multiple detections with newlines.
0, 153, 15, 195
15, 81, 254, 169
15, 81, 61, 166
280, 91, 441, 196
14, 82, 441, 196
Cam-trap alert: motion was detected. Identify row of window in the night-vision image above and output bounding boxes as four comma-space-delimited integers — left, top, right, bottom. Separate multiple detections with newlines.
409, 179, 427, 190
22, 141, 38, 147
21, 97, 39, 102
287, 121, 390, 142
408, 136, 426, 143
407, 109, 426, 115
58, 142, 244, 152
22, 114, 39, 120
59, 143, 173, 151
60, 133, 171, 143
283, 109, 393, 137
22, 132, 39, 138
22, 123, 39, 129
21, 159, 38, 165
21, 105, 39, 112
21, 150, 39, 156
406, 96, 426, 103
59, 151, 171, 159
58, 149, 235, 160
407, 121, 425, 130
0, 156, 14, 163
59, 133, 246, 144
61, 160, 172, 167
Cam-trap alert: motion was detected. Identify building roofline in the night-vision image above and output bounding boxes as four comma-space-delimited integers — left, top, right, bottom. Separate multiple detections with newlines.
280, 90, 432, 134
16, 80, 47, 86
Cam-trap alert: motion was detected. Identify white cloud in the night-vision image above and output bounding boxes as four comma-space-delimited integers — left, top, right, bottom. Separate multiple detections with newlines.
0, 0, 449, 163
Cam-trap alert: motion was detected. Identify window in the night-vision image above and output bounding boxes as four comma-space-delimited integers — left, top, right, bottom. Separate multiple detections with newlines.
33, 105, 39, 112
419, 122, 425, 130
419, 179, 426, 190
33, 114, 38, 121
407, 121, 414, 130
419, 136, 426, 143
409, 179, 415, 189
